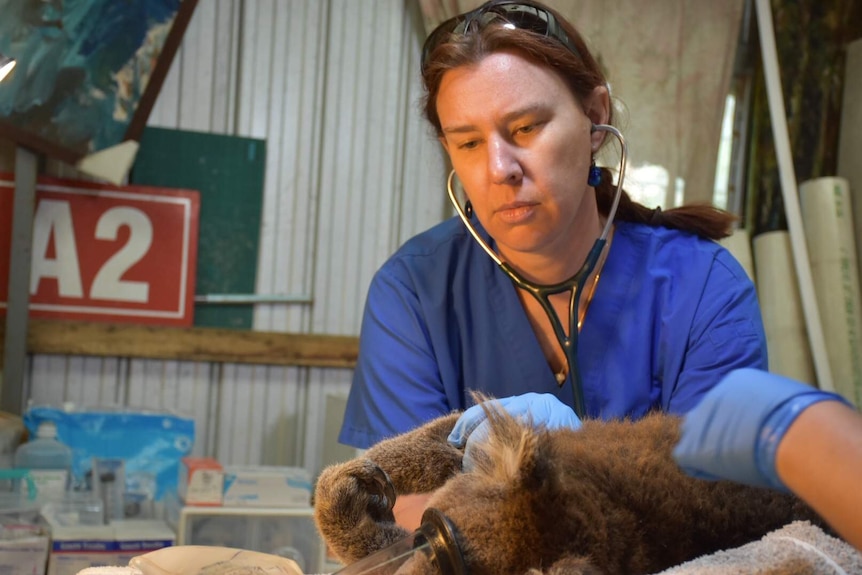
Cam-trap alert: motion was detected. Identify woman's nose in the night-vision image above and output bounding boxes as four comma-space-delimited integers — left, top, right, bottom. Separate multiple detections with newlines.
488, 137, 523, 185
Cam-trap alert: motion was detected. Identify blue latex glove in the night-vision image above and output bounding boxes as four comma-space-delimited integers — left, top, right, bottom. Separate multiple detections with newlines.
673, 368, 852, 491
448, 393, 581, 470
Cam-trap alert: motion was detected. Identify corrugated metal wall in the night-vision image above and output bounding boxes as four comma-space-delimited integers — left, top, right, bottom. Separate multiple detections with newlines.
19, 0, 448, 478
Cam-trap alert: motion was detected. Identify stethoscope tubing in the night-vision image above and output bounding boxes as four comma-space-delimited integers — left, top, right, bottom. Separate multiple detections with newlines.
446, 123, 628, 418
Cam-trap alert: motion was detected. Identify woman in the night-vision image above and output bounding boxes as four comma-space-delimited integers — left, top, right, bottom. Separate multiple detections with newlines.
340, 0, 766, 525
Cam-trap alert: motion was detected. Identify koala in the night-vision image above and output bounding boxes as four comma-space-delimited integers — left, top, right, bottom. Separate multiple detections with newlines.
314, 404, 826, 575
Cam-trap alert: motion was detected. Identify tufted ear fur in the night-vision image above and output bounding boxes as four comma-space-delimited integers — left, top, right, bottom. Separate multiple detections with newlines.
424, 402, 589, 575
460, 396, 548, 491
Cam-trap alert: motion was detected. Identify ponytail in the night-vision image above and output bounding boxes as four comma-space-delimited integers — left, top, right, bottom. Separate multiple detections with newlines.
594, 167, 737, 240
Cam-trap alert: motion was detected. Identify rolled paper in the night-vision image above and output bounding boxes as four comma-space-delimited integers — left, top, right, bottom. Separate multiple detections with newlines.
799, 177, 862, 407
719, 228, 755, 282
752, 230, 816, 384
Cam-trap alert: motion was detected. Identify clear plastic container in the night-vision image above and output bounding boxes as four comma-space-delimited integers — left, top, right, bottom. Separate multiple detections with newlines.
14, 421, 73, 499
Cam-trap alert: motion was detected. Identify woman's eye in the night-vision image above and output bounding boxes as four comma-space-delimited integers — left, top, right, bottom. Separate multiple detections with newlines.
459, 140, 480, 150
516, 124, 535, 135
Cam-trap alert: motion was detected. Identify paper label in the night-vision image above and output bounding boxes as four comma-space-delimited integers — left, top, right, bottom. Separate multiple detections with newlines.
29, 469, 68, 498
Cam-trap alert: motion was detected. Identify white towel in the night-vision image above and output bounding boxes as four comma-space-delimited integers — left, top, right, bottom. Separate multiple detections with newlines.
656, 521, 862, 574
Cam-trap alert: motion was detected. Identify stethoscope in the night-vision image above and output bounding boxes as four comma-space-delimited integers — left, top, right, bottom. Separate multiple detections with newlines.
447, 123, 628, 418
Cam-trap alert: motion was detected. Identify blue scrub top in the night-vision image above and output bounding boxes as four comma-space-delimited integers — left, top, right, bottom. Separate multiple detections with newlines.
339, 217, 767, 449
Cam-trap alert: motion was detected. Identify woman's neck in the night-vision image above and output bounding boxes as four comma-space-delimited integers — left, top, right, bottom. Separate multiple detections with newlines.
498, 208, 606, 286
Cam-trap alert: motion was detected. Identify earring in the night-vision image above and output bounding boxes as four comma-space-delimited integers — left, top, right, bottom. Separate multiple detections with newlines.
587, 160, 602, 187
465, 200, 473, 218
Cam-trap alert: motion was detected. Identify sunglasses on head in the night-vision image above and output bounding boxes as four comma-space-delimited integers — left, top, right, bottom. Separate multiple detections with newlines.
421, 1, 581, 72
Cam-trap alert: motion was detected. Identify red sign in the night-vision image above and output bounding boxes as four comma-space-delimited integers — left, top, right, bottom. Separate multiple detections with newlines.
0, 173, 199, 326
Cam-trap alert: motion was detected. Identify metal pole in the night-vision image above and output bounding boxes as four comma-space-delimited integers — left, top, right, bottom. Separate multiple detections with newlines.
193, 294, 313, 304
1, 146, 38, 414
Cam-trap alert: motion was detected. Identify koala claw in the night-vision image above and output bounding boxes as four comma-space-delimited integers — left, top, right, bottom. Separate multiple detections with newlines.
370, 466, 397, 511
353, 463, 397, 513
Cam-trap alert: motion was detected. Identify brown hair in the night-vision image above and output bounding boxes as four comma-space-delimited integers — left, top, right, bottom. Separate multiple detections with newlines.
421, 0, 736, 240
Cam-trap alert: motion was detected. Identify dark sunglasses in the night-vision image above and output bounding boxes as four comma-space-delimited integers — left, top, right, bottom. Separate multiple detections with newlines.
421, 1, 581, 72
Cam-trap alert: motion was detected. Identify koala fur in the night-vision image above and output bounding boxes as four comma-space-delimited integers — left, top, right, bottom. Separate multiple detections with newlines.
314, 405, 826, 575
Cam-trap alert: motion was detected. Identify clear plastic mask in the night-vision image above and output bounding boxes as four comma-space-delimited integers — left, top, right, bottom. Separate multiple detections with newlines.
331, 508, 466, 575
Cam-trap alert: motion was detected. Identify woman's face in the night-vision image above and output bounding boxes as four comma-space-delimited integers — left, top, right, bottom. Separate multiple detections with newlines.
436, 51, 608, 264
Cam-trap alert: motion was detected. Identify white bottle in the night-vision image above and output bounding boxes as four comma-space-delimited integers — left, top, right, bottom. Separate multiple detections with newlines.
14, 420, 73, 499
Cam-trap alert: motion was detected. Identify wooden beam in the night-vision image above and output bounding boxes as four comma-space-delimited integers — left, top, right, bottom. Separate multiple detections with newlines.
0, 319, 359, 369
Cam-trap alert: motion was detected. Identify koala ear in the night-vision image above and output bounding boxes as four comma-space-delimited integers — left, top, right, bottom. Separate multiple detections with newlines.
471, 407, 544, 489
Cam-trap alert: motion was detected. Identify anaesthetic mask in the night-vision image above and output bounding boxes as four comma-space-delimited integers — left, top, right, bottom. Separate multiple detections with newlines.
331, 508, 467, 575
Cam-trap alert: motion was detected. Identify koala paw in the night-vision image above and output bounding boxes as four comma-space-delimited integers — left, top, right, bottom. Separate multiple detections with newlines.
317, 458, 397, 521
314, 458, 408, 563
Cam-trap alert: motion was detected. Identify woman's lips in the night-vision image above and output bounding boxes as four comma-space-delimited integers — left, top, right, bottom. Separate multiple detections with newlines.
496, 202, 538, 224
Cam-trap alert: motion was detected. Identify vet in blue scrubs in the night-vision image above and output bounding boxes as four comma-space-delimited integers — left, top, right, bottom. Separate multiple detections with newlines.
339, 217, 767, 449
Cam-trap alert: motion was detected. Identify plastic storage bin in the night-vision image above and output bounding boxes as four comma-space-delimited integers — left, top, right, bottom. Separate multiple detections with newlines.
175, 506, 331, 574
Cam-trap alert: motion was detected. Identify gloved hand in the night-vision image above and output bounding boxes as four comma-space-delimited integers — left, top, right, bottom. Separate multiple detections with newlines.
448, 393, 581, 470
672, 368, 852, 491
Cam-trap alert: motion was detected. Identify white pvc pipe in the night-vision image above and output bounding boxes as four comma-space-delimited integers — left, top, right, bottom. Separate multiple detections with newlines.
754, 0, 834, 392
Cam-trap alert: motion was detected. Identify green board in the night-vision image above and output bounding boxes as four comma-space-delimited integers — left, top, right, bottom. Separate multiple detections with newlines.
131, 127, 266, 329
